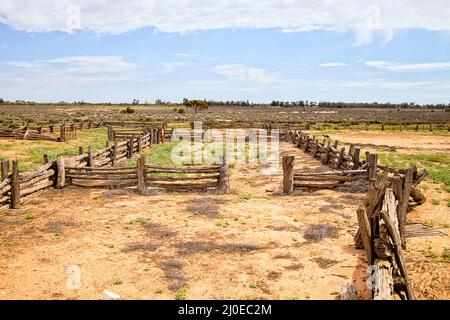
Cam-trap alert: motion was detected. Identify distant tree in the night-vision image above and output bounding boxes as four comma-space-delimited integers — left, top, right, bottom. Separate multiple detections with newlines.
185, 100, 209, 113
132, 99, 140, 105
0, 98, 4, 104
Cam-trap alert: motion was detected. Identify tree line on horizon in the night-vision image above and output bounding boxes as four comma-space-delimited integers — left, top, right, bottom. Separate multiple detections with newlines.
0, 97, 448, 109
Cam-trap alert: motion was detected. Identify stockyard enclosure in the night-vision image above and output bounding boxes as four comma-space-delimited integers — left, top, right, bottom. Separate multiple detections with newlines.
0, 104, 449, 300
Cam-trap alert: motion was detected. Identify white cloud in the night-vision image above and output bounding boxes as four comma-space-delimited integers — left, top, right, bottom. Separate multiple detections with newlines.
212, 64, 280, 84
6, 55, 136, 74
335, 79, 450, 90
0, 1, 450, 43
320, 62, 348, 67
1, 55, 138, 86
161, 62, 195, 73
366, 60, 450, 71
176, 53, 196, 58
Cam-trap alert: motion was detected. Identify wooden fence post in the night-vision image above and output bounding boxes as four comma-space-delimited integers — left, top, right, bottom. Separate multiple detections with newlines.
43, 154, 49, 164
367, 153, 378, 182
138, 134, 142, 153
1, 160, 10, 181
11, 160, 20, 209
50, 124, 54, 133
87, 146, 94, 167
60, 124, 66, 142
137, 154, 146, 194
127, 139, 133, 159
112, 141, 118, 166
337, 147, 345, 168
352, 148, 361, 169
149, 130, 153, 148
56, 155, 65, 189
282, 156, 295, 194
107, 125, 114, 141
79, 146, 83, 155
399, 168, 414, 249
219, 156, 230, 194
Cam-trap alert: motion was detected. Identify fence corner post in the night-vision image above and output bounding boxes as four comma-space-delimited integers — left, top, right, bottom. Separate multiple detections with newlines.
56, 155, 65, 189
282, 156, 295, 195
137, 154, 146, 194
11, 160, 20, 209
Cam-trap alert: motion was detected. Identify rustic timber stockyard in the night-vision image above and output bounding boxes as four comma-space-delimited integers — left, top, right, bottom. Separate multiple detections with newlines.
1, 1, 450, 306
0, 114, 448, 301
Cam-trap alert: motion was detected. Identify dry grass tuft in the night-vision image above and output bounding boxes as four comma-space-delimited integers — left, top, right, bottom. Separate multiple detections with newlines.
312, 257, 339, 269
145, 223, 177, 238
303, 223, 340, 241
122, 242, 159, 252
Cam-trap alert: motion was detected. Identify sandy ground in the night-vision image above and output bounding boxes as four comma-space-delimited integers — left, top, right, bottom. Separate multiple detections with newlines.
311, 131, 450, 154
0, 141, 448, 300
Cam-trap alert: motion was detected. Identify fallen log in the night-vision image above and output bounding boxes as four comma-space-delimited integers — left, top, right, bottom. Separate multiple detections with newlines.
410, 187, 426, 204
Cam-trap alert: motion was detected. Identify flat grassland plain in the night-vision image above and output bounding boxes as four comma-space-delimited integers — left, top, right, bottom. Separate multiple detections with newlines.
0, 104, 448, 300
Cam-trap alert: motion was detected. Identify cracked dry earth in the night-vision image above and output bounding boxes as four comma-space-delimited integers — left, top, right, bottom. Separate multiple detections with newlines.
0, 141, 446, 300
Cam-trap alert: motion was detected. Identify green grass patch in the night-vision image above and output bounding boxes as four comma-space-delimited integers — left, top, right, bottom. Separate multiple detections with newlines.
431, 199, 440, 206
378, 152, 450, 192
175, 286, 187, 300
24, 213, 36, 221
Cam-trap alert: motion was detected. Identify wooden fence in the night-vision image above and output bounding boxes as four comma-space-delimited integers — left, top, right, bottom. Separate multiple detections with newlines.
356, 167, 416, 300
107, 125, 166, 143
59, 154, 230, 194
0, 121, 103, 142
280, 129, 429, 300
0, 129, 166, 210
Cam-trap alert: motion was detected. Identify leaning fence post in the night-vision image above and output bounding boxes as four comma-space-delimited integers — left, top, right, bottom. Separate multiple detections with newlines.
282, 156, 295, 194
56, 155, 65, 189
219, 156, 230, 194
137, 154, 146, 194
11, 160, 20, 209
1, 160, 10, 181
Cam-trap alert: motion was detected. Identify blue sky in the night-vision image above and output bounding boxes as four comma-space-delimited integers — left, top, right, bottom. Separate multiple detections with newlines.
1, 1, 450, 104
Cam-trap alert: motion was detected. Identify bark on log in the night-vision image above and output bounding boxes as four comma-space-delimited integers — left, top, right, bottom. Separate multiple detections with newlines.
410, 187, 426, 204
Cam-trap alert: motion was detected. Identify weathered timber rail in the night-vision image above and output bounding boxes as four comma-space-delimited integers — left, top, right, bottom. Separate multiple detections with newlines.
57, 153, 230, 193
